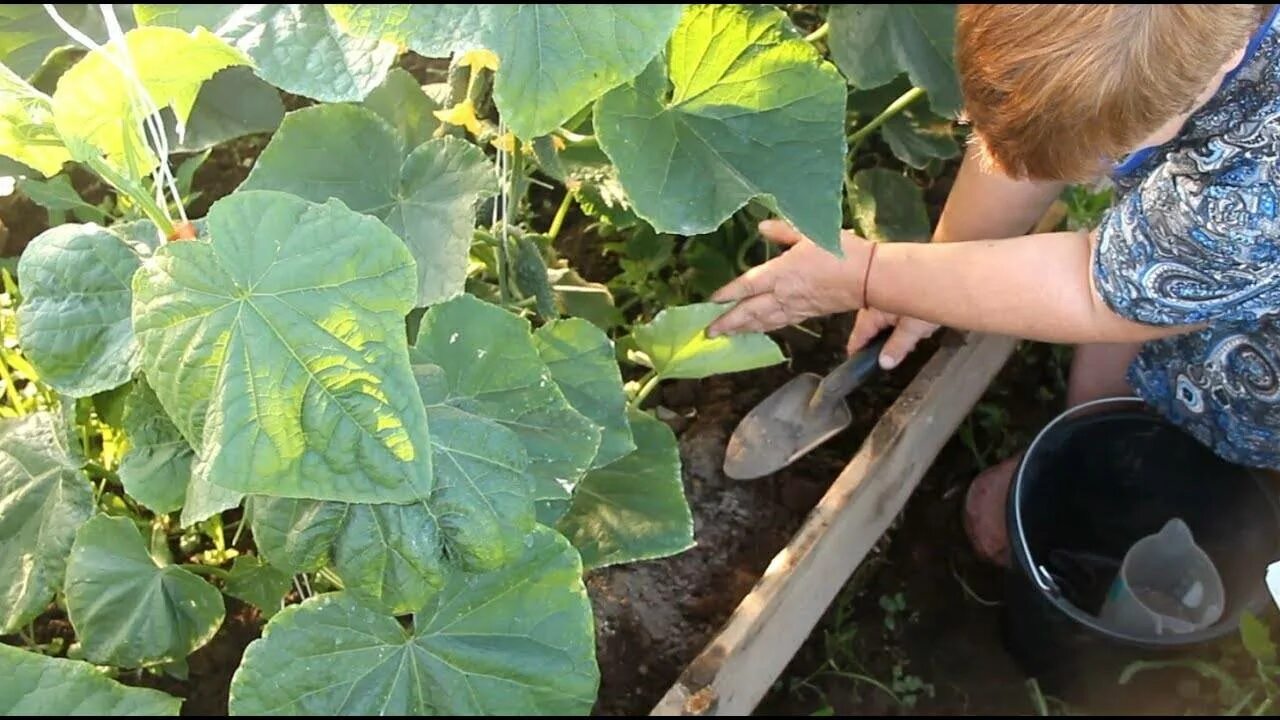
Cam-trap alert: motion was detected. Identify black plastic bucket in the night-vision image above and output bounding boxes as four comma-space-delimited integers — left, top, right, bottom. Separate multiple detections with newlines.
1003, 397, 1280, 704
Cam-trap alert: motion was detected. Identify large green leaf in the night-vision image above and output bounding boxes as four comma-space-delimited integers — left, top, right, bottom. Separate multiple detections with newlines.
329, 501, 446, 614
548, 267, 625, 331
534, 318, 634, 469
17, 223, 140, 397
51, 26, 249, 175
850, 74, 960, 169
632, 302, 785, 380
533, 137, 639, 229
93, 381, 133, 428
16, 175, 108, 223
223, 555, 292, 620
131, 190, 433, 504
412, 295, 599, 522
240, 105, 497, 307
0, 62, 70, 177
848, 168, 930, 242
329, 4, 681, 140
0, 644, 181, 715
118, 379, 192, 514
0, 5, 135, 79
229, 527, 598, 715
64, 515, 225, 667
363, 68, 445, 153
135, 4, 398, 103
558, 411, 693, 569
829, 4, 961, 116
248, 496, 347, 574
417, 371, 535, 572
595, 4, 847, 253
181, 462, 244, 527
0, 412, 92, 632
163, 66, 285, 153
881, 111, 959, 170
248, 384, 534, 613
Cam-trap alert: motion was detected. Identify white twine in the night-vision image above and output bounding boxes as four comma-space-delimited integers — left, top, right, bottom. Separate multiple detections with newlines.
42, 3, 188, 224
494, 119, 506, 231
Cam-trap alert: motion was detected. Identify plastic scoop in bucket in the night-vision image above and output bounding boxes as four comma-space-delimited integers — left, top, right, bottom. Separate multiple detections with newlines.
1098, 518, 1225, 637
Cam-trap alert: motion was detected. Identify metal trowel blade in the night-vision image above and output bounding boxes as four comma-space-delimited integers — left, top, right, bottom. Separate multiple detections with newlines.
722, 373, 853, 480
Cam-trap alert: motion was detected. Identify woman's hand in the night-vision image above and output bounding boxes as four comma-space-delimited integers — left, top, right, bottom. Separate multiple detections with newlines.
707, 219, 871, 338
848, 309, 940, 369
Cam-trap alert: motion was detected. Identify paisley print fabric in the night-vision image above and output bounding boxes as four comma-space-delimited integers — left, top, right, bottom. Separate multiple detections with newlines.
1093, 5, 1280, 468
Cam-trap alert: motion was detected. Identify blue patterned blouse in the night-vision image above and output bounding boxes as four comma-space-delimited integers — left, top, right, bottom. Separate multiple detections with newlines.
1093, 5, 1280, 469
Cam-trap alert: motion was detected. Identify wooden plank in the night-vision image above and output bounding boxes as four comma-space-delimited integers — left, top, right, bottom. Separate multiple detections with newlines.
651, 331, 1018, 716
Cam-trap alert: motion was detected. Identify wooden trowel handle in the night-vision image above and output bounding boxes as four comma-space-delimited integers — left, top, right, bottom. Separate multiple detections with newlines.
808, 333, 890, 411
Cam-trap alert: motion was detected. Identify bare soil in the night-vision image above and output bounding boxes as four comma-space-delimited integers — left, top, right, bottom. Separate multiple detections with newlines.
588, 317, 931, 715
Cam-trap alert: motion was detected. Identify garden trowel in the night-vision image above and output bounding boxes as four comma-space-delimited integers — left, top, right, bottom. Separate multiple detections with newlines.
723, 333, 889, 480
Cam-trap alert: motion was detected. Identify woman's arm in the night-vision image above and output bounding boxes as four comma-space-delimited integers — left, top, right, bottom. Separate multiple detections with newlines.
933, 144, 1066, 244
708, 221, 1200, 344
866, 229, 1199, 344
847, 144, 1066, 363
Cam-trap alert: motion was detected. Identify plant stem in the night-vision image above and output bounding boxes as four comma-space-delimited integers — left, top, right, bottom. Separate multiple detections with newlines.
788, 322, 822, 339
230, 517, 247, 547
1026, 678, 1051, 716
826, 666, 901, 706
208, 514, 227, 555
0, 355, 25, 414
84, 156, 174, 237
628, 371, 662, 411
497, 137, 524, 304
848, 86, 926, 153
84, 460, 119, 484
317, 567, 344, 589
555, 126, 594, 144
548, 191, 574, 240
735, 231, 755, 273
179, 563, 230, 580
804, 21, 830, 44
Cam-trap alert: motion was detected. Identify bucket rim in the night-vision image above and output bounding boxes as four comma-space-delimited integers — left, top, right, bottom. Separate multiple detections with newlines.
1008, 396, 1280, 648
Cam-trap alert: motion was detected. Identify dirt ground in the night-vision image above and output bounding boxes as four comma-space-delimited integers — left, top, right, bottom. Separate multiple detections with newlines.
588, 315, 930, 715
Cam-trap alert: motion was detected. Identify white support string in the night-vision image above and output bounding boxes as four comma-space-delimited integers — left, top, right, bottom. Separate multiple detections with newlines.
493, 119, 506, 230
42, 3, 188, 224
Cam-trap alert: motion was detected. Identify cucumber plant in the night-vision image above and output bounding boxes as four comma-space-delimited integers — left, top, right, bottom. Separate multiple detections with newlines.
0, 3, 962, 715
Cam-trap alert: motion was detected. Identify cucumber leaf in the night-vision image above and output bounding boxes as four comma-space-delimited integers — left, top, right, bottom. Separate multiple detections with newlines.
0, 412, 92, 632
558, 411, 693, 569
64, 515, 225, 667
240, 105, 497, 307
328, 3, 682, 139
17, 223, 140, 397
132, 190, 433, 504
595, 5, 847, 253
0, 644, 180, 715
631, 302, 785, 381
135, 4, 397, 102
229, 527, 598, 715
412, 295, 599, 524
534, 318, 634, 469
